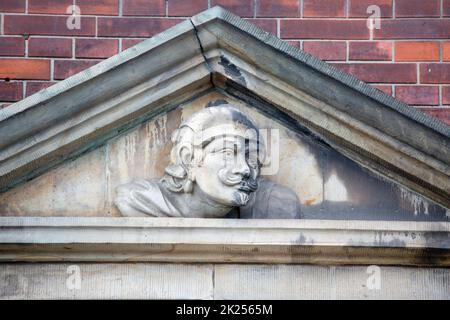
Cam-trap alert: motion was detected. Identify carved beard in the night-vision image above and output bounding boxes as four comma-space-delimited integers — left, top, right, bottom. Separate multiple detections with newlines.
217, 167, 258, 206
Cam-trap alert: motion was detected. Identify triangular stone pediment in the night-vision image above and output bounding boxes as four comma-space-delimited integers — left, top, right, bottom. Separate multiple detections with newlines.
0, 6, 449, 220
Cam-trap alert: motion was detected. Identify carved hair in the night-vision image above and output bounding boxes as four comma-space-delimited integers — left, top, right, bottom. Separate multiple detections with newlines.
160, 126, 196, 192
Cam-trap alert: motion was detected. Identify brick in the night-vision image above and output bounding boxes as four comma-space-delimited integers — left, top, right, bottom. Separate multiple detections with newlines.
28, 0, 72, 14
76, 39, 119, 58
0, 0, 26, 12
418, 108, 450, 125
98, 17, 181, 37
372, 85, 393, 96
122, 39, 145, 50
443, 87, 450, 104
76, 0, 119, 15
168, 0, 208, 17
395, 42, 439, 62
445, 0, 450, 17
0, 82, 23, 102
349, 41, 392, 61
443, 42, 450, 62
26, 81, 56, 97
303, 41, 346, 61
0, 59, 50, 80
281, 20, 369, 39
395, 0, 440, 18
0, 37, 25, 56
349, 0, 392, 18
303, 0, 345, 18
29, 38, 72, 58
212, 0, 254, 17
245, 19, 277, 36
122, 0, 165, 16
4, 15, 96, 37
420, 64, 450, 84
374, 20, 450, 39
395, 86, 439, 105
54, 60, 100, 80
333, 63, 416, 83
257, 0, 299, 17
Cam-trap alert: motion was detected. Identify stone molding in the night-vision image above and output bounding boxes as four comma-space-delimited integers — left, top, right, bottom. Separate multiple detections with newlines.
0, 217, 449, 266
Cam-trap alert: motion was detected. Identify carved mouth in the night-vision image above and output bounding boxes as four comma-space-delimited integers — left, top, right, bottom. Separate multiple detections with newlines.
238, 180, 258, 194
237, 185, 253, 194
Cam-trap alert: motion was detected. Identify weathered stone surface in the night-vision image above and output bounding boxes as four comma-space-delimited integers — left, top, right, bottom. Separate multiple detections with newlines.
214, 264, 450, 300
0, 263, 213, 299
0, 263, 448, 299
106, 109, 181, 216
0, 147, 107, 216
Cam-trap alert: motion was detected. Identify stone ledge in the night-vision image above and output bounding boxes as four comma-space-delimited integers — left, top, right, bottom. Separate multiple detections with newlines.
0, 217, 449, 266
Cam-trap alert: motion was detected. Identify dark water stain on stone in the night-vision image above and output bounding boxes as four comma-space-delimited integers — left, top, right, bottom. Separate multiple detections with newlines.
205, 99, 229, 108
219, 56, 247, 86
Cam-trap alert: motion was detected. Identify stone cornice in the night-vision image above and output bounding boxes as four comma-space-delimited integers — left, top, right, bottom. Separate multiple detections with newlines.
0, 217, 449, 266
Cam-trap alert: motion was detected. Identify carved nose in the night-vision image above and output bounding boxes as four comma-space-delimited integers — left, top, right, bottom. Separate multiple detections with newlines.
233, 164, 251, 178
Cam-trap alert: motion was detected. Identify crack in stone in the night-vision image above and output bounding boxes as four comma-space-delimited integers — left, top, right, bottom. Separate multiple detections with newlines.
189, 18, 215, 89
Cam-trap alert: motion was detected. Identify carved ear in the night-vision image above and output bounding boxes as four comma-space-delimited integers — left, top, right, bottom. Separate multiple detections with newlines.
179, 145, 194, 168
178, 145, 195, 193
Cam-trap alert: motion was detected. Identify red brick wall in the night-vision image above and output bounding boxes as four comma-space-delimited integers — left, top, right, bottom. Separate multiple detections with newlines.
0, 0, 449, 124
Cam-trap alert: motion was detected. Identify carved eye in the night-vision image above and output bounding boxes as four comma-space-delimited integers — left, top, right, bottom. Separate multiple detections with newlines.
222, 148, 234, 157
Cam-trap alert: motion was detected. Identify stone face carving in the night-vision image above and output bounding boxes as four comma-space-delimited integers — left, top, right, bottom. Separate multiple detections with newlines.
114, 103, 302, 218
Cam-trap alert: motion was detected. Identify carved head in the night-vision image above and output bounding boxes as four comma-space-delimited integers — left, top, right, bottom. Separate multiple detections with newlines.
162, 103, 265, 207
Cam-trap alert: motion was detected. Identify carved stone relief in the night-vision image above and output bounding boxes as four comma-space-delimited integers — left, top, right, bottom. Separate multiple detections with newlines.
114, 103, 301, 218
0, 91, 447, 221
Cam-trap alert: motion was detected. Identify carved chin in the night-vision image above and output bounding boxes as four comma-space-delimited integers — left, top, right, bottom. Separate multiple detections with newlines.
233, 191, 250, 206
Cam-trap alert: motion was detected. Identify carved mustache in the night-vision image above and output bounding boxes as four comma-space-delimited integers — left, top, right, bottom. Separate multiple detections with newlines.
218, 168, 258, 193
